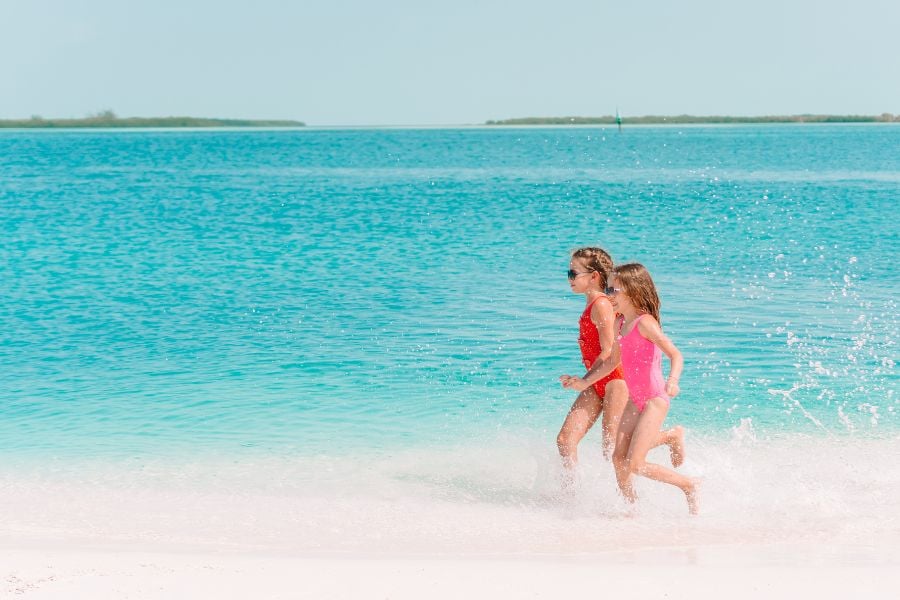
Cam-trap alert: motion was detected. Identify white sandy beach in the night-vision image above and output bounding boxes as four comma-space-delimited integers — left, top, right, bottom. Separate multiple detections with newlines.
4, 544, 898, 600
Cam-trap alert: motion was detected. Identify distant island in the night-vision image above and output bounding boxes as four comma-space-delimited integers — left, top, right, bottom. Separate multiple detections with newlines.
486, 113, 899, 125
0, 110, 304, 128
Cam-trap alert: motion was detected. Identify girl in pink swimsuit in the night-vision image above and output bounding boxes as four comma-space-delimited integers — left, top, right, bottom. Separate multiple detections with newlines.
563, 263, 699, 514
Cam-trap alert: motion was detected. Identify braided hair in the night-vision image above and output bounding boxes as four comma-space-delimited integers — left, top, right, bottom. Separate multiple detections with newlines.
571, 247, 614, 289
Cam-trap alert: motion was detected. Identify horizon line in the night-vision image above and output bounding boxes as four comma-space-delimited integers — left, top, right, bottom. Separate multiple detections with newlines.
2, 111, 899, 129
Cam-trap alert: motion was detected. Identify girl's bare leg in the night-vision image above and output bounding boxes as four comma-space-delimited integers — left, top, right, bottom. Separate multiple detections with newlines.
626, 398, 700, 515
666, 425, 686, 468
604, 382, 685, 467
556, 386, 602, 471
612, 401, 641, 504
600, 379, 628, 460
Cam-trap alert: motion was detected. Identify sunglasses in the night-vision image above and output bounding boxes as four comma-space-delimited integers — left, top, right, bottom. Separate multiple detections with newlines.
567, 269, 594, 280
604, 286, 623, 295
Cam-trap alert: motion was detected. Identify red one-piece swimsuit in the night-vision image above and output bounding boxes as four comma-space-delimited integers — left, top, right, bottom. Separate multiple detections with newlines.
578, 295, 625, 398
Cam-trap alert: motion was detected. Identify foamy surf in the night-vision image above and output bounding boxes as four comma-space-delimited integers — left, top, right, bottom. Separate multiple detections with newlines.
2, 427, 898, 560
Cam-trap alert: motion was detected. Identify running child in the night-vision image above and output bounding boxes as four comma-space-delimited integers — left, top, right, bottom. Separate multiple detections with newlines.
562, 262, 699, 514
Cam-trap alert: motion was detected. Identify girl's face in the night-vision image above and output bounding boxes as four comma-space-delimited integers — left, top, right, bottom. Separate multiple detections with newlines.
568, 258, 598, 293
607, 275, 633, 313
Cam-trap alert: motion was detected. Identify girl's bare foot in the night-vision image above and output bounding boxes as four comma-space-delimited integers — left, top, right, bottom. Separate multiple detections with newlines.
684, 479, 700, 515
668, 425, 685, 468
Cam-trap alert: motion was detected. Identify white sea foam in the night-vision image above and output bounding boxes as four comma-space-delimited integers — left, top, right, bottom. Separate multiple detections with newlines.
2, 428, 899, 562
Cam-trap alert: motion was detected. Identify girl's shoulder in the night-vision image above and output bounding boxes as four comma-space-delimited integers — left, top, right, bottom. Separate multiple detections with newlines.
635, 313, 663, 337
588, 293, 614, 309
620, 313, 658, 336
589, 294, 615, 320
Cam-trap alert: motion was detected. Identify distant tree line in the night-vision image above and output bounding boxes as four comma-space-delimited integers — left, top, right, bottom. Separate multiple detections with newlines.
1, 110, 305, 128
486, 113, 900, 125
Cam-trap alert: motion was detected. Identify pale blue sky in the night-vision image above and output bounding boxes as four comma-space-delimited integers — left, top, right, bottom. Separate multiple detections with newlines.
2, 0, 898, 125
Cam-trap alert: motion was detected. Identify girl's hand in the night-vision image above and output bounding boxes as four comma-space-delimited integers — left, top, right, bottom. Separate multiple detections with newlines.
563, 376, 590, 392
665, 378, 680, 398
559, 375, 574, 388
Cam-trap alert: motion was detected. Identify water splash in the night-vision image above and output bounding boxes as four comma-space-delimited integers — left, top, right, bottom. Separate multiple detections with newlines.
730, 417, 757, 443
763, 255, 897, 433
768, 384, 832, 435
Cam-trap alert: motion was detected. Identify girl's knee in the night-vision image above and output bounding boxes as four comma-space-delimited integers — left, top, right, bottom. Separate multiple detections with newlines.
556, 432, 575, 454
628, 457, 647, 475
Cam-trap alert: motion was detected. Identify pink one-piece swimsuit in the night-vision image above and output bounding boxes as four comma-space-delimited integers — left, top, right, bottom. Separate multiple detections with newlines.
618, 314, 670, 412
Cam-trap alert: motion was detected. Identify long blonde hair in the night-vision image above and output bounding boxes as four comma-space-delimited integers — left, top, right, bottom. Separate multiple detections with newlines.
571, 247, 614, 289
614, 263, 661, 324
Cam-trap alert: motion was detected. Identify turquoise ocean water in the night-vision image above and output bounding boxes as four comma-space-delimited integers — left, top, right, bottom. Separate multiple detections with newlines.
1, 125, 897, 463
2, 125, 899, 556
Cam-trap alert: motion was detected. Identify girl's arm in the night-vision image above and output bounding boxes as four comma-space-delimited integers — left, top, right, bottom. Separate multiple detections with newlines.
591, 297, 616, 365
561, 299, 621, 392
563, 300, 619, 392
561, 342, 621, 392
637, 316, 683, 397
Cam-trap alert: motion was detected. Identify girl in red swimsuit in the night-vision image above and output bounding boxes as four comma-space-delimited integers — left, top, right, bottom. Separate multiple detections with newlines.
557, 248, 684, 477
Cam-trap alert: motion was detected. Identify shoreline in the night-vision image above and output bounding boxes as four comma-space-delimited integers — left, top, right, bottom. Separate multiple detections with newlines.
2, 436, 898, 556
